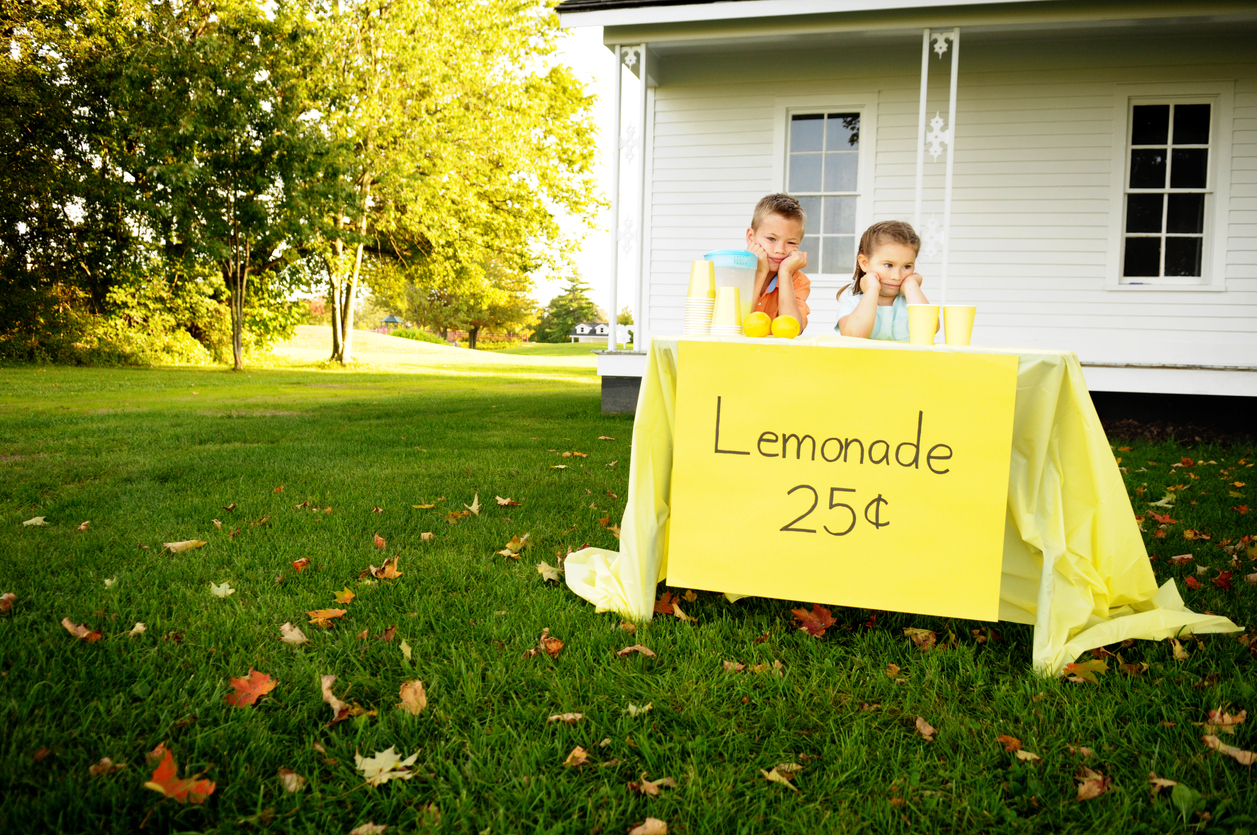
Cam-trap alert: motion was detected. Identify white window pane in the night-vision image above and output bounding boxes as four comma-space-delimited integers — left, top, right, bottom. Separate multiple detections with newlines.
789, 153, 822, 192
797, 196, 821, 234
822, 196, 857, 235
823, 152, 858, 192
826, 113, 860, 150
822, 236, 854, 276
800, 235, 820, 269
790, 115, 824, 152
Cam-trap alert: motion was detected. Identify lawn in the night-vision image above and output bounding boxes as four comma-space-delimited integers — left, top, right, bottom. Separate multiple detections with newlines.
1, 330, 1254, 834
496, 342, 614, 357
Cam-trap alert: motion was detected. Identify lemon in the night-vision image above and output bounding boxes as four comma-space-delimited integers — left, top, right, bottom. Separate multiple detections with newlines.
771, 315, 800, 339
742, 311, 771, 338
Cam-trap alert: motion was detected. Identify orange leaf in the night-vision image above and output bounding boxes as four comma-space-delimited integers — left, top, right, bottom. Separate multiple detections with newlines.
653, 591, 675, 615
373, 533, 385, 550
307, 608, 347, 628
333, 587, 356, 604
792, 603, 836, 637
224, 669, 278, 707
997, 734, 1022, 752
144, 744, 215, 804
0, 592, 13, 613
617, 644, 656, 658
61, 617, 102, 643
292, 558, 310, 572
1076, 767, 1111, 800
523, 627, 563, 658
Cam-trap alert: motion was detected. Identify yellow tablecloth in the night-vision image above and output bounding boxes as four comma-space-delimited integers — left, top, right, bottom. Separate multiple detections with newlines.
565, 335, 1241, 675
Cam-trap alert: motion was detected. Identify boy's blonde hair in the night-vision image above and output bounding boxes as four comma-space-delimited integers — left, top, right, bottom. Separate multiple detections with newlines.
751, 193, 807, 231
841, 220, 921, 297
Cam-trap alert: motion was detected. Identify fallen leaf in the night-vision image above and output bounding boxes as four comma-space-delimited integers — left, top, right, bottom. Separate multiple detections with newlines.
653, 591, 676, 615
144, 744, 215, 804
1015, 750, 1042, 763
277, 768, 305, 793
1076, 767, 1112, 800
523, 627, 563, 658
127, 622, 146, 637
164, 540, 206, 553
1202, 734, 1256, 765
420, 531, 434, 542
250, 515, 270, 528
671, 602, 694, 623
377, 625, 396, 642
279, 622, 308, 645
619, 621, 636, 634
1170, 638, 1190, 661
628, 819, 667, 835
1063, 659, 1108, 684
292, 557, 311, 572
563, 746, 588, 767
399, 640, 412, 661
0, 592, 13, 613
998, 734, 1022, 752
77, 520, 90, 532
349, 824, 387, 835
373, 533, 385, 550
498, 533, 531, 559
223, 503, 236, 512
307, 608, 347, 628
904, 627, 937, 652
598, 435, 616, 441
628, 774, 677, 796
1202, 708, 1247, 735
464, 493, 481, 516
1147, 772, 1177, 795
61, 617, 102, 643
885, 663, 902, 679
617, 644, 656, 658
915, 716, 937, 742
1149, 511, 1178, 524
1213, 570, 1234, 590
761, 767, 799, 791
547, 712, 583, 724
397, 680, 427, 715
357, 628, 369, 640
626, 702, 653, 716
334, 587, 356, 604
1169, 554, 1193, 564
273, 484, 284, 493
537, 561, 563, 582
551, 465, 567, 470
749, 660, 785, 676
89, 757, 126, 776
1068, 745, 1095, 758
361, 556, 402, 580
1185, 575, 1203, 589
209, 581, 235, 598
224, 669, 277, 707
412, 503, 435, 509
23, 516, 49, 526
356, 747, 419, 785
792, 603, 836, 637
723, 660, 745, 672
103, 577, 116, 589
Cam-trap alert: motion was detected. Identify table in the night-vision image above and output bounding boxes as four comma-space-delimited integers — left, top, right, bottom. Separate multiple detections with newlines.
564, 335, 1240, 675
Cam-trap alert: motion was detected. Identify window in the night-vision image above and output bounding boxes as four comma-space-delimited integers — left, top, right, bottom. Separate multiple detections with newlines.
787, 112, 860, 276
1121, 102, 1212, 282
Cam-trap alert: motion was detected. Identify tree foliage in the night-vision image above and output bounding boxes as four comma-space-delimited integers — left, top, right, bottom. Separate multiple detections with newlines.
534, 278, 603, 343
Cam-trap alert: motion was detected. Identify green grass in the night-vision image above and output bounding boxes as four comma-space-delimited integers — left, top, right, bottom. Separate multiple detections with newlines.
0, 342, 1254, 834
497, 342, 611, 356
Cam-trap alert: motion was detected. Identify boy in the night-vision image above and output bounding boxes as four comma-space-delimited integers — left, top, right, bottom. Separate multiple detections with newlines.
746, 193, 810, 333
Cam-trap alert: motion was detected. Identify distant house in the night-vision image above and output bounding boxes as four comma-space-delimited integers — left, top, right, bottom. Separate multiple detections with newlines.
557, 0, 1257, 406
569, 322, 611, 343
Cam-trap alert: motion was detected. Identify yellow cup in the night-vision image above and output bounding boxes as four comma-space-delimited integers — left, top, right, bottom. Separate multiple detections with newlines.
713, 286, 742, 328
943, 305, 977, 346
687, 260, 716, 299
907, 304, 940, 345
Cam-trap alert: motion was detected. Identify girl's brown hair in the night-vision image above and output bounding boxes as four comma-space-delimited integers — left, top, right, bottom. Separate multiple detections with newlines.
837, 220, 922, 299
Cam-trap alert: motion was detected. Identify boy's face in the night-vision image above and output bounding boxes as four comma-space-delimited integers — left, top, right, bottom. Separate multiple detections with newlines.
746, 213, 805, 272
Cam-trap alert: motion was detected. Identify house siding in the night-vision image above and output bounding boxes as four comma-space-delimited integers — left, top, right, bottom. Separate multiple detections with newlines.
644, 29, 1257, 376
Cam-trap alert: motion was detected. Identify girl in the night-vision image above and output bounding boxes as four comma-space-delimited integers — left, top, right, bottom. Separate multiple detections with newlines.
835, 221, 928, 340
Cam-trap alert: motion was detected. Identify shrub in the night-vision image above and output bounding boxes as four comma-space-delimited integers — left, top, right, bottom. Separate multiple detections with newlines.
392, 328, 446, 345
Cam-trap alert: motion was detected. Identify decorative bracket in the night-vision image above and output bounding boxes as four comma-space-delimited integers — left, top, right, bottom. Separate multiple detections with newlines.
620, 124, 638, 164
922, 215, 944, 259
925, 113, 951, 161
932, 33, 952, 57
621, 45, 643, 70
618, 217, 636, 255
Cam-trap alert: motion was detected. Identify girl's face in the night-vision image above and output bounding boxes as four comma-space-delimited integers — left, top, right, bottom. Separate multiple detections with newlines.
858, 242, 918, 299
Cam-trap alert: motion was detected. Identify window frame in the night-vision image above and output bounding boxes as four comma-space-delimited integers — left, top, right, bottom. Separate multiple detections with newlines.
1107, 81, 1233, 291
772, 94, 878, 287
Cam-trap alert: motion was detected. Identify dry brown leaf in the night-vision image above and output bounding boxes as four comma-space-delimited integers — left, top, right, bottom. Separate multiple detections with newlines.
1068, 745, 1095, 758
904, 627, 937, 652
537, 561, 563, 582
420, 531, 434, 542
1148, 772, 1177, 795
89, 757, 126, 776
563, 746, 588, 767
915, 716, 936, 742
164, 540, 206, 553
523, 627, 563, 658
1170, 638, 1190, 661
498, 533, 531, 559
349, 823, 387, 835
628, 774, 677, 796
617, 644, 656, 658
547, 712, 584, 724
373, 532, 385, 550
619, 621, 636, 634
77, 520, 90, 532
495, 496, 520, 506
761, 767, 799, 791
1202, 734, 1257, 765
1204, 708, 1247, 735
722, 660, 745, 672
628, 819, 667, 835
671, 602, 694, 623
307, 608, 347, 628
998, 734, 1022, 752
1015, 750, 1042, 763
333, 587, 356, 604
279, 622, 308, 645
625, 702, 653, 716
127, 622, 146, 637
397, 680, 427, 715
0, 592, 15, 613
1076, 767, 1112, 800
211, 519, 222, 530
277, 768, 306, 793
61, 617, 102, 643
224, 669, 278, 707
464, 493, 481, 517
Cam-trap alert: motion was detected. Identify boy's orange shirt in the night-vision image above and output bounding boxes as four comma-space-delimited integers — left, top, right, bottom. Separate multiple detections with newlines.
753, 271, 811, 332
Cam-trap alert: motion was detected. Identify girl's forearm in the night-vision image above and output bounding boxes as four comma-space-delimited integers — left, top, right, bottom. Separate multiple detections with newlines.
840, 295, 878, 337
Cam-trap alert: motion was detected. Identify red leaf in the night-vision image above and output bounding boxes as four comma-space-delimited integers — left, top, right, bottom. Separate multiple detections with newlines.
1233, 505, 1249, 515
144, 744, 215, 804
653, 592, 675, 616
792, 603, 836, 637
1213, 570, 1234, 590
1149, 511, 1178, 525
224, 669, 278, 707
373, 533, 386, 550
1186, 575, 1203, 590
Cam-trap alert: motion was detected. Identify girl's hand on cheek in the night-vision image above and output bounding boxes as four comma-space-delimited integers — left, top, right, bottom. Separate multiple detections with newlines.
903, 273, 924, 291
859, 271, 881, 295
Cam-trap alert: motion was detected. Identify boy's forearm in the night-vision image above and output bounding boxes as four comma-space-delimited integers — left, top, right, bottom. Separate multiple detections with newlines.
776, 271, 802, 322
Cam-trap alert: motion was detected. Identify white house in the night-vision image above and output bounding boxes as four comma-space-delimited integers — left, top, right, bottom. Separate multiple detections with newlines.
569, 322, 612, 343
557, 0, 1257, 411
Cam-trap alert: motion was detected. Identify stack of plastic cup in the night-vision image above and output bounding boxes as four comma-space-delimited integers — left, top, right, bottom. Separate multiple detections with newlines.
684, 260, 715, 336
709, 286, 743, 336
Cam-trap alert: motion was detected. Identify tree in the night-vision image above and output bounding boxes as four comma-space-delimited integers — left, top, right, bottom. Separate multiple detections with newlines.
617, 306, 634, 326
309, 0, 602, 363
534, 278, 602, 343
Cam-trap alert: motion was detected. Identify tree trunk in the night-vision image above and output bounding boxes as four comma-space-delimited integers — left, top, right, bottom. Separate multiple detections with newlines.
467, 326, 479, 350
329, 237, 345, 362
224, 261, 247, 370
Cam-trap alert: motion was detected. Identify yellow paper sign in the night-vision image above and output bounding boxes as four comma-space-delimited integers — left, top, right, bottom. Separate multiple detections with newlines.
666, 341, 1017, 621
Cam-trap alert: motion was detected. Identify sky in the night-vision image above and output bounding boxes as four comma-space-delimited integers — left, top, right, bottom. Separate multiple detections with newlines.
535, 23, 642, 318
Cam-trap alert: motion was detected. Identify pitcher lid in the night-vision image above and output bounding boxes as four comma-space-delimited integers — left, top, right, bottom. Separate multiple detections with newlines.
703, 249, 758, 270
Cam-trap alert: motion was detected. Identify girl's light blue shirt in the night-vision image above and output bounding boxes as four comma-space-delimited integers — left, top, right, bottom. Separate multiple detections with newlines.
834, 292, 910, 341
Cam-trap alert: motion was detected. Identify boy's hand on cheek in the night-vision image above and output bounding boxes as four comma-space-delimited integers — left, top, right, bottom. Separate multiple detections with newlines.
746, 241, 770, 283
780, 250, 807, 276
